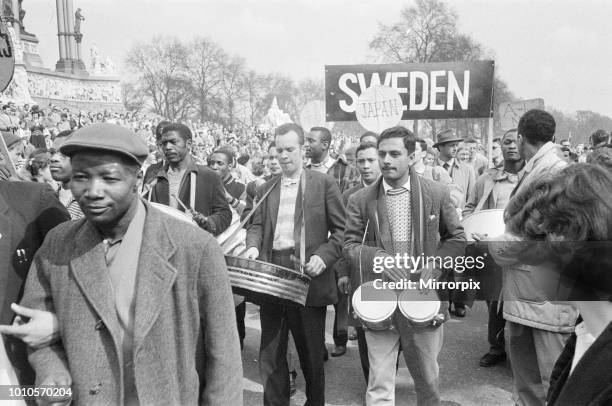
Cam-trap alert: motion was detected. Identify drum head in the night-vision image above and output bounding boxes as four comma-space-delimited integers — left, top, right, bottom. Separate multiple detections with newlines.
398, 289, 440, 322
150, 202, 197, 226
352, 282, 397, 322
462, 209, 505, 241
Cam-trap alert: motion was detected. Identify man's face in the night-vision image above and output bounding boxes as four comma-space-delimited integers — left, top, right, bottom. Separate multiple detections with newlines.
457, 148, 470, 162
304, 130, 327, 160
71, 152, 142, 228
438, 142, 459, 160
355, 147, 381, 184
267, 147, 282, 175
501, 132, 521, 163
49, 138, 73, 182
345, 149, 356, 166
378, 137, 416, 184
209, 152, 231, 179
7, 141, 25, 164
275, 131, 303, 177
161, 131, 191, 164
467, 143, 478, 159
424, 152, 435, 166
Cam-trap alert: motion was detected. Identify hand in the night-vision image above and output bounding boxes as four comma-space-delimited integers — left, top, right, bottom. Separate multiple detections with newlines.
304, 255, 326, 277
188, 210, 208, 228
417, 265, 436, 292
471, 232, 488, 242
244, 247, 259, 260
38, 374, 72, 406
0, 304, 60, 349
338, 276, 350, 295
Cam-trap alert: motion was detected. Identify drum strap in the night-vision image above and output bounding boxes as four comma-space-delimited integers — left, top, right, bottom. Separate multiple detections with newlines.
299, 171, 306, 274
190, 172, 196, 210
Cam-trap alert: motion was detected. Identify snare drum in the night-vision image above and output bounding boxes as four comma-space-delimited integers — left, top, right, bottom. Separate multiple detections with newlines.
462, 209, 505, 241
352, 281, 398, 330
398, 288, 441, 326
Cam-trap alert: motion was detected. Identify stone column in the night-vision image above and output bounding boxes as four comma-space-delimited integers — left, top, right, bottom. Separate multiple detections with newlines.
55, 0, 66, 60
11, 0, 20, 43
65, 0, 76, 61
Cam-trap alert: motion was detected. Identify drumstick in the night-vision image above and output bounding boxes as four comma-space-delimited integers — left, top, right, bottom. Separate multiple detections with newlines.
171, 194, 192, 214
289, 254, 305, 272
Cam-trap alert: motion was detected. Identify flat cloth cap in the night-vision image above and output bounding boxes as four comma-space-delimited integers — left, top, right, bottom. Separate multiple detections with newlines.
60, 123, 149, 165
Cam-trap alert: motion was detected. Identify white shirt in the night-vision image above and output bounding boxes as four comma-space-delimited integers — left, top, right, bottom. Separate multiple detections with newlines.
570, 321, 596, 374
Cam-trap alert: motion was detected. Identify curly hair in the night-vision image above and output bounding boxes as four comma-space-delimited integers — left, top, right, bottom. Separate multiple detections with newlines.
504, 164, 612, 299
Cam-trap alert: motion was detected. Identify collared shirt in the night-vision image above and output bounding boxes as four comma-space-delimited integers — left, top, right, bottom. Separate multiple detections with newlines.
570, 321, 596, 375
309, 156, 336, 174
382, 177, 411, 193
273, 170, 301, 250
491, 170, 521, 210
102, 200, 146, 406
167, 166, 186, 209
58, 185, 83, 219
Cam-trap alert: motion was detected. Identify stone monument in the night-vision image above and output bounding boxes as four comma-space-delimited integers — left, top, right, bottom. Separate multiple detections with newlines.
0, 1, 122, 111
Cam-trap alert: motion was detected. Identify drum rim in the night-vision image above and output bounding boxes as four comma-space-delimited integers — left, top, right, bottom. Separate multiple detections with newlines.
225, 255, 312, 280
461, 208, 505, 222
352, 282, 397, 322
397, 289, 440, 321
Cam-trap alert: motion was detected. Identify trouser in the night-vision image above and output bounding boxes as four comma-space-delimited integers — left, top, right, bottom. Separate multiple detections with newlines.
365, 319, 443, 406
356, 326, 370, 383
507, 321, 570, 406
333, 283, 349, 346
487, 301, 506, 355
235, 300, 246, 350
259, 250, 327, 406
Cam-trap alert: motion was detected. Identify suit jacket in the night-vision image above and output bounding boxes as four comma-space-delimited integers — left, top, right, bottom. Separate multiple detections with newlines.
20, 201, 243, 405
0, 181, 69, 385
245, 170, 346, 307
344, 168, 466, 322
147, 160, 232, 236
435, 158, 476, 209
547, 321, 612, 405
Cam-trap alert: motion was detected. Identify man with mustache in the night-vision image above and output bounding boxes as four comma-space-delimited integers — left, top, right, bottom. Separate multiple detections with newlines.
344, 126, 466, 406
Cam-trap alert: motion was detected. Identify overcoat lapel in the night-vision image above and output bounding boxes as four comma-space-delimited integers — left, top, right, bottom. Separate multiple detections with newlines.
375, 182, 394, 254
69, 221, 122, 344
132, 205, 177, 353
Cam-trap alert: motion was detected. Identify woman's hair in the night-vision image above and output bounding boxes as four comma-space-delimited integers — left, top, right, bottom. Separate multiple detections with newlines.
26, 149, 51, 179
505, 163, 612, 299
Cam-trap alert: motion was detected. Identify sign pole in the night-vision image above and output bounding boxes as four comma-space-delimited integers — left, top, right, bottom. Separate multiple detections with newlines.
487, 117, 494, 167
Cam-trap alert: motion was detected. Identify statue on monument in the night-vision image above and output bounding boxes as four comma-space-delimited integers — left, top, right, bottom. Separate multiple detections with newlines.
74, 8, 84, 35
2, 0, 12, 20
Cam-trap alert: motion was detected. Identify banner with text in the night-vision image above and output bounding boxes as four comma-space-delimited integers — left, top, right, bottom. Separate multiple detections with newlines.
325, 61, 495, 122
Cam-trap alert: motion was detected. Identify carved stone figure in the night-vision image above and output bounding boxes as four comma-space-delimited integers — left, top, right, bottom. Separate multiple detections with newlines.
74, 8, 84, 35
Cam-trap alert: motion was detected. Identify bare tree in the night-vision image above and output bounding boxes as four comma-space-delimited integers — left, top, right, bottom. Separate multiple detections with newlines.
219, 56, 246, 127
125, 37, 194, 121
187, 37, 226, 122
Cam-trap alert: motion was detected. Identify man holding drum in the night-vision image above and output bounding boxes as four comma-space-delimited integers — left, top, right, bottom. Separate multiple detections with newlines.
245, 122, 345, 406
463, 128, 525, 368
344, 126, 466, 406
146, 123, 232, 236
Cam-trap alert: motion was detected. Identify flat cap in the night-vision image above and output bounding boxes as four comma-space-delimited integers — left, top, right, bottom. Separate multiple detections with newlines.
60, 123, 149, 165
1, 131, 21, 148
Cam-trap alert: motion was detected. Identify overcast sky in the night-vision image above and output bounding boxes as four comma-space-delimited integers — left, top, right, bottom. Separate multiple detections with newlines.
23, 0, 611, 115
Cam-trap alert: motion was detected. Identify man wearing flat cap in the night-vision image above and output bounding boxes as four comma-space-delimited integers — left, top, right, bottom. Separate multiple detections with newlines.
19, 123, 243, 405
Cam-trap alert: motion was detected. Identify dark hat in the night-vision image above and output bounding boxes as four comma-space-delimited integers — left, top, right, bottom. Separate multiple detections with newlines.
60, 123, 148, 165
1, 131, 21, 148
433, 129, 463, 148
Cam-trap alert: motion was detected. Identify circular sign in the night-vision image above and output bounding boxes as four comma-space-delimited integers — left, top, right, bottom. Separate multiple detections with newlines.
0, 20, 15, 93
355, 85, 403, 133
299, 100, 330, 132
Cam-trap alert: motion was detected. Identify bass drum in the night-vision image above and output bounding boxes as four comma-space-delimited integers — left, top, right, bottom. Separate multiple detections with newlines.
397, 288, 440, 326
352, 281, 398, 330
462, 209, 505, 241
